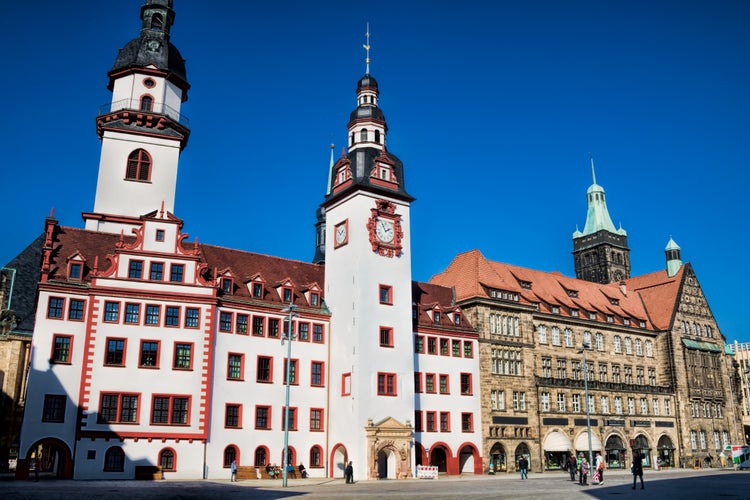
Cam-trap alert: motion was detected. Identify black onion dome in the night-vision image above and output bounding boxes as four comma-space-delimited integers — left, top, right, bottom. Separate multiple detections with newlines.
349, 105, 385, 123
358, 74, 379, 89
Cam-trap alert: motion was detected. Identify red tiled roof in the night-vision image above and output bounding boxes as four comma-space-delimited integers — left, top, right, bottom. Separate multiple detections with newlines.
411, 281, 475, 332
430, 249, 682, 332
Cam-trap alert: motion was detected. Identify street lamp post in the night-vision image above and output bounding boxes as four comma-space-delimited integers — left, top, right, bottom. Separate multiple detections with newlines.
281, 304, 298, 487
579, 341, 594, 470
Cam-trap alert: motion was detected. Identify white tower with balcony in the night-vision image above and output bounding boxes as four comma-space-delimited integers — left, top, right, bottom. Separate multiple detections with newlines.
84, 0, 190, 234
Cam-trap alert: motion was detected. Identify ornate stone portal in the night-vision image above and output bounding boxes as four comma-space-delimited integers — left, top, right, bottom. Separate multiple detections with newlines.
365, 417, 413, 479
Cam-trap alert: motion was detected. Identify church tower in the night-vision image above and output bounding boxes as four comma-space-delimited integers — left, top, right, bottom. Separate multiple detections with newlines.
84, 0, 190, 234
323, 28, 416, 480
572, 157, 630, 283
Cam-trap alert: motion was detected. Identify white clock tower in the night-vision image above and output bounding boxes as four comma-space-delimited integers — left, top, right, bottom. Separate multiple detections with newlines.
84, 0, 190, 234
323, 32, 416, 481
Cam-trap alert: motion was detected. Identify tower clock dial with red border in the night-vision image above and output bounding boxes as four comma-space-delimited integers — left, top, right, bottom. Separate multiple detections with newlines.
366, 199, 404, 257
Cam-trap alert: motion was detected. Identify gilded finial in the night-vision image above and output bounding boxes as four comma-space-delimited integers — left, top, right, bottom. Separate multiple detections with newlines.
364, 22, 371, 74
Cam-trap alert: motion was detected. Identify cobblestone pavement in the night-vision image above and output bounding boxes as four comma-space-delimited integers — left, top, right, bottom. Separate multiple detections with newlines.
0, 467, 746, 499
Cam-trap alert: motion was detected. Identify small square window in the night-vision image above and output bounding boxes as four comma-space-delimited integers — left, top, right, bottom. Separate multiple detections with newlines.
379, 285, 392, 305
156, 230, 165, 242
379, 327, 393, 347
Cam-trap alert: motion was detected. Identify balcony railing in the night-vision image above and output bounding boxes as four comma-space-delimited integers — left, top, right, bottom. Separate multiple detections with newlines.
98, 99, 189, 126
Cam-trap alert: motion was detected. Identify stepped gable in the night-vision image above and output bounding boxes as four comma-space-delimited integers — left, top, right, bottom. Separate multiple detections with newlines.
430, 248, 655, 331
626, 266, 685, 331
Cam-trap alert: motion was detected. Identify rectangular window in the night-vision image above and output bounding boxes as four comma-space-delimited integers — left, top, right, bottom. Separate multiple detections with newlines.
440, 338, 449, 355
427, 337, 437, 354
312, 324, 324, 343
69, 263, 82, 280
601, 396, 610, 414
452, 340, 461, 357
283, 358, 299, 385
150, 262, 164, 281
614, 396, 623, 415
225, 404, 241, 428
572, 394, 581, 413
414, 335, 424, 353
311, 361, 324, 386
414, 372, 422, 393
128, 260, 143, 279
342, 373, 351, 396
104, 301, 120, 322
460, 373, 472, 395
379, 285, 392, 304
155, 229, 165, 242
227, 353, 243, 380
124, 303, 140, 324
252, 316, 265, 336
165, 306, 180, 326
440, 412, 450, 432
219, 311, 233, 332
145, 305, 160, 325
68, 299, 85, 321
377, 372, 397, 396
379, 327, 393, 347
139, 340, 159, 368
234, 313, 248, 334
439, 374, 450, 394
652, 398, 660, 416
170, 264, 184, 283
425, 373, 435, 393
52, 335, 72, 363
268, 318, 280, 338
464, 341, 473, 358
151, 395, 190, 425
255, 406, 271, 429
310, 408, 323, 431
185, 307, 200, 328
461, 413, 473, 432
257, 356, 273, 383
281, 407, 297, 431
99, 393, 139, 423
221, 278, 233, 294
426, 411, 436, 432
628, 397, 635, 415
282, 288, 293, 302
252, 283, 263, 298
492, 390, 505, 410
105, 338, 126, 366
513, 391, 527, 411
42, 394, 66, 422
310, 292, 319, 306
295, 322, 309, 341
541, 392, 550, 412
414, 411, 423, 432
557, 393, 566, 412
664, 399, 671, 416
173, 343, 192, 369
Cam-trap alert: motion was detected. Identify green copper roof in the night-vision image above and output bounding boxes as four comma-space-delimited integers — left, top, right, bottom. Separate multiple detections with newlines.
665, 237, 681, 251
577, 158, 626, 237
682, 338, 723, 352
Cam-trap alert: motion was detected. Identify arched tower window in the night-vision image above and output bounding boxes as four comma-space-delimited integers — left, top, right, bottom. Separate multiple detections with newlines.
360, 129, 368, 142
159, 448, 176, 471
140, 95, 153, 112
151, 13, 164, 31
374, 130, 381, 143
126, 149, 152, 181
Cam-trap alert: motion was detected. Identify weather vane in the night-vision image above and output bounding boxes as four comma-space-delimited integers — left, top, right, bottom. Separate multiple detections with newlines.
364, 22, 371, 74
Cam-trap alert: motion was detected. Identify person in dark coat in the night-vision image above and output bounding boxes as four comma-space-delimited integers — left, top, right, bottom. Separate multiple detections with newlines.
518, 456, 528, 479
345, 461, 354, 484
568, 453, 577, 481
631, 451, 644, 489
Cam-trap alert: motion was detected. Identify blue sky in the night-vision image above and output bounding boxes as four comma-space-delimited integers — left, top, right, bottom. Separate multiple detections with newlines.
2, 1, 748, 342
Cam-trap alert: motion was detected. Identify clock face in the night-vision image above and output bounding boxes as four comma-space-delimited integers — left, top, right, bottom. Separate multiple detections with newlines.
375, 219, 394, 243
334, 221, 348, 247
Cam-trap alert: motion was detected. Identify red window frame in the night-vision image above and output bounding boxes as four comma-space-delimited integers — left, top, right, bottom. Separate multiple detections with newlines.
164, 305, 180, 327
98, 392, 141, 424
426, 411, 436, 432
452, 339, 461, 357
377, 372, 397, 396
103, 301, 120, 323
310, 445, 323, 467
414, 334, 424, 353
310, 361, 325, 387
283, 358, 299, 385
461, 412, 474, 432
379, 284, 393, 305
297, 321, 310, 342
159, 448, 177, 472
219, 311, 233, 332
124, 303, 140, 325
151, 394, 191, 425
309, 408, 324, 431
341, 372, 351, 396
138, 339, 160, 368
235, 313, 249, 335
427, 337, 437, 354
414, 372, 422, 393
51, 334, 73, 364
425, 373, 436, 394
126, 149, 151, 181
173, 342, 194, 370
379, 326, 394, 348
185, 307, 200, 329
440, 411, 451, 432
281, 406, 298, 431
225, 403, 243, 428
104, 337, 127, 366
256, 356, 273, 383
439, 338, 449, 356
227, 353, 244, 381
68, 298, 85, 321
414, 410, 423, 432
252, 316, 265, 336
464, 340, 474, 358
254, 405, 272, 430
46, 296, 64, 319
461, 372, 473, 395
312, 323, 324, 343
439, 374, 450, 394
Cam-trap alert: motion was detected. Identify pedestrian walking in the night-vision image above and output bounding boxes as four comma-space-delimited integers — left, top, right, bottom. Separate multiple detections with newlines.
518, 455, 528, 479
631, 451, 644, 490
595, 453, 605, 485
230, 459, 237, 482
345, 461, 354, 484
576, 452, 584, 484
568, 453, 577, 482
579, 457, 589, 485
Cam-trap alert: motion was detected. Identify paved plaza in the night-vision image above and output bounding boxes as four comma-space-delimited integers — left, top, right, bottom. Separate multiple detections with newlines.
1, 468, 746, 499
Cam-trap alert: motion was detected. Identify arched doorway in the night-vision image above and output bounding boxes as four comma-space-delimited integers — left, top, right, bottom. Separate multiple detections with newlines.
574, 431, 603, 459
632, 434, 652, 468
542, 430, 571, 471
329, 444, 347, 479
657, 435, 675, 468
514, 443, 530, 472
415, 442, 426, 467
458, 444, 480, 474
25, 438, 73, 479
605, 434, 626, 469
489, 443, 507, 473
376, 447, 398, 479
429, 445, 448, 473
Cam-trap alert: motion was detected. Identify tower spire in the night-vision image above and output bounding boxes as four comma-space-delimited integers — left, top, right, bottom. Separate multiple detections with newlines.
326, 140, 335, 196
589, 152, 597, 185
363, 23, 371, 74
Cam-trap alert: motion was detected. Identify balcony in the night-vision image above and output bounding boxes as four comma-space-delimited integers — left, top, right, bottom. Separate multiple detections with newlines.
98, 99, 189, 126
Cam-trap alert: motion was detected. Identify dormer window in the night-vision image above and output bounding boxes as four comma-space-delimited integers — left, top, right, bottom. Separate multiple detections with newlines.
252, 283, 263, 298
221, 278, 233, 295
433, 311, 441, 323
606, 315, 614, 323
589, 312, 596, 320
520, 281, 532, 290
551, 306, 560, 314
571, 309, 579, 317
454, 313, 461, 326
283, 288, 293, 303
623, 318, 630, 326
69, 262, 82, 280
609, 298, 620, 306
310, 293, 319, 306
567, 289, 579, 298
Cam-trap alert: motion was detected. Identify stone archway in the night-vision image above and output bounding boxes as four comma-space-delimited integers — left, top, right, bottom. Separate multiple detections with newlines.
23, 438, 73, 479
329, 444, 347, 479
365, 417, 413, 480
